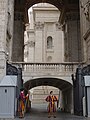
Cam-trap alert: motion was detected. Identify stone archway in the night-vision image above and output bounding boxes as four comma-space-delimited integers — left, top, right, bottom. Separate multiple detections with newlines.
0, 0, 83, 115
24, 77, 73, 113
11, 0, 81, 114
0, 0, 82, 78
24, 77, 72, 90
11, 0, 82, 63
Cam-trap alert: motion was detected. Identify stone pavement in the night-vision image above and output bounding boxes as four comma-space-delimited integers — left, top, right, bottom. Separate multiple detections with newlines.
0, 104, 89, 120
15, 104, 90, 120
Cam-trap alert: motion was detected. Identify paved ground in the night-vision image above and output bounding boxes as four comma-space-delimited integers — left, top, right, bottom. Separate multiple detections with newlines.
15, 104, 90, 120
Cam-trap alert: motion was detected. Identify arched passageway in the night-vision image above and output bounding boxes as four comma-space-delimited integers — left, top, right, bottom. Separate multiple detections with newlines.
12, 0, 82, 63
24, 78, 72, 90
8, 0, 81, 117
24, 78, 73, 113
0, 0, 89, 118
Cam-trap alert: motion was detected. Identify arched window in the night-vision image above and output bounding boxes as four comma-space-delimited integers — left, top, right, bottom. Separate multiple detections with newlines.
47, 56, 52, 62
47, 36, 53, 49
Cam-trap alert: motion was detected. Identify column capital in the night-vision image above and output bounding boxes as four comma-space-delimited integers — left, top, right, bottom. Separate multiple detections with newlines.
56, 22, 62, 30
80, 1, 90, 21
28, 41, 35, 47
34, 22, 44, 30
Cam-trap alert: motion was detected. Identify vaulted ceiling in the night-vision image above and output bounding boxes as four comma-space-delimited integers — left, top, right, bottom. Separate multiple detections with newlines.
24, 78, 72, 91
14, 0, 79, 23
15, 0, 79, 10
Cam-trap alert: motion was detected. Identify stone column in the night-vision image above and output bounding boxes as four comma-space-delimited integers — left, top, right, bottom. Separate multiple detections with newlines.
26, 28, 35, 62
0, 0, 8, 79
55, 22, 64, 62
28, 41, 35, 62
7, 0, 14, 61
34, 22, 44, 62
12, 12, 24, 62
64, 12, 82, 62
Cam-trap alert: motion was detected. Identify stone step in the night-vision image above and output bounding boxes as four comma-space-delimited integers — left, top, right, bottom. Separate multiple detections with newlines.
32, 94, 59, 99
32, 89, 59, 94
30, 86, 59, 104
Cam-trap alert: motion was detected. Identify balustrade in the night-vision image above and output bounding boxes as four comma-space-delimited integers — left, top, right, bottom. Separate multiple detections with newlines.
11, 62, 82, 76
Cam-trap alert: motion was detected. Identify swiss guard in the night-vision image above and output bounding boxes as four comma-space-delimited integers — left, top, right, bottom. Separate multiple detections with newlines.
46, 91, 58, 118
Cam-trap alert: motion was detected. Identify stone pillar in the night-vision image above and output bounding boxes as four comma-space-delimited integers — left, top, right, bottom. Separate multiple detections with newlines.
64, 12, 82, 62
28, 41, 35, 62
12, 12, 24, 62
0, 0, 8, 79
55, 22, 64, 62
34, 22, 44, 62
17, 68, 23, 94
80, 0, 90, 64
62, 87, 73, 113
7, 0, 14, 61
73, 65, 84, 116
26, 28, 35, 62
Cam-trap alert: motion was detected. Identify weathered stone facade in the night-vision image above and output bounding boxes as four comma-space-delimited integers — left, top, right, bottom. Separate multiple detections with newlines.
0, 0, 8, 79
63, 12, 81, 62
80, 0, 90, 64
24, 3, 65, 105
0, 0, 89, 74
24, 4, 64, 63
12, 11, 24, 62
0, 0, 15, 79
0, 0, 90, 116
30, 86, 59, 104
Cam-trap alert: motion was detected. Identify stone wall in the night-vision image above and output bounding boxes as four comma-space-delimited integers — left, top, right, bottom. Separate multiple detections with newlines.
64, 12, 81, 62
12, 12, 24, 62
62, 87, 73, 113
6, 0, 14, 61
30, 86, 59, 104
79, 0, 90, 63
25, 4, 64, 63
0, 0, 8, 80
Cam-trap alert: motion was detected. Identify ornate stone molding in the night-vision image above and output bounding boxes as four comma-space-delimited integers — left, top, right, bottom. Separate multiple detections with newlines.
82, 65, 90, 75
28, 41, 35, 47
6, 63, 18, 75
80, 1, 90, 21
34, 22, 44, 30
56, 22, 62, 30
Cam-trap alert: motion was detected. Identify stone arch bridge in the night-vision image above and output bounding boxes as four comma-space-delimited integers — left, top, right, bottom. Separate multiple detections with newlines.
11, 62, 81, 113
12, 62, 79, 85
